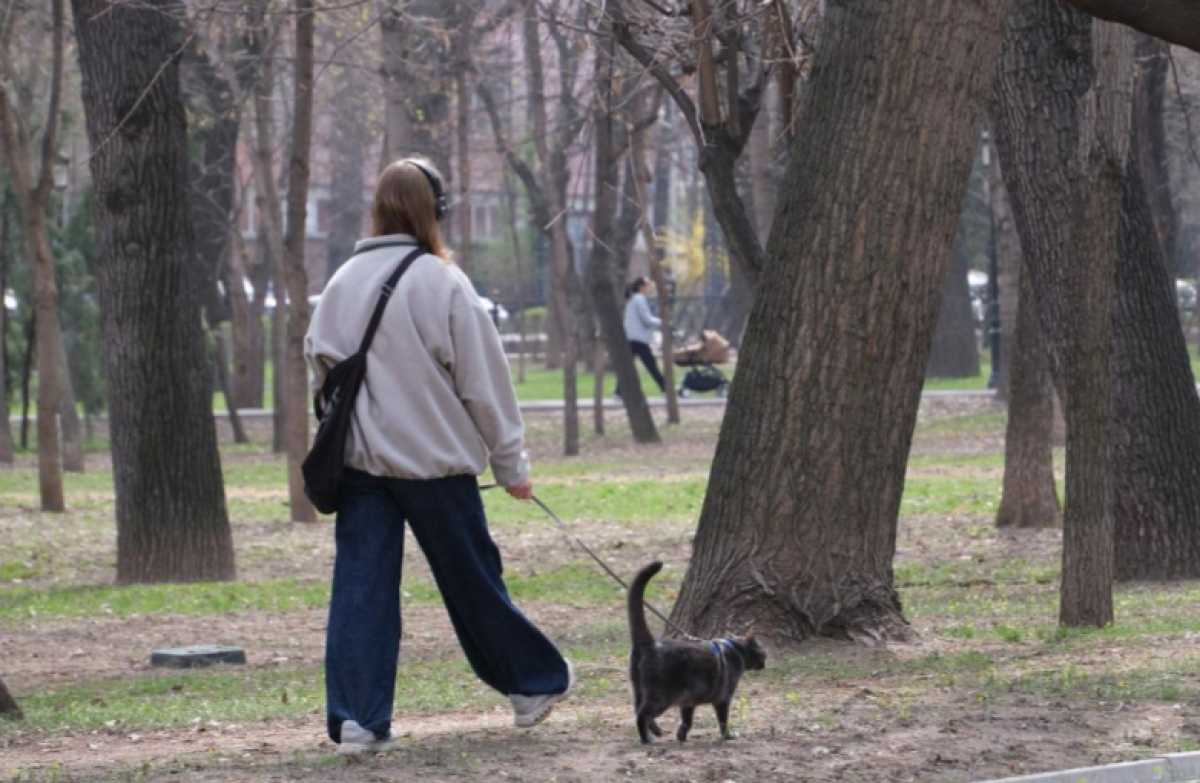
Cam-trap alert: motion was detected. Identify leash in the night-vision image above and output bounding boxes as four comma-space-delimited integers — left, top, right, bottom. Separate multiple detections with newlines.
480, 483, 699, 640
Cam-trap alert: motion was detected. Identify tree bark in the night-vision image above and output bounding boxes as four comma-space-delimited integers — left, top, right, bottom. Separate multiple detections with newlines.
72, 0, 235, 582
0, 675, 21, 720
671, 0, 1009, 643
1110, 148, 1200, 579
0, 0, 66, 510
228, 223, 265, 409
1131, 34, 1177, 276
992, 2, 1133, 627
213, 329, 248, 444
996, 262, 1060, 528
280, 0, 316, 522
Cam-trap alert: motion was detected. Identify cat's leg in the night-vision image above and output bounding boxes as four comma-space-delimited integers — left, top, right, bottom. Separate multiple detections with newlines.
714, 701, 737, 740
675, 706, 694, 742
633, 682, 663, 737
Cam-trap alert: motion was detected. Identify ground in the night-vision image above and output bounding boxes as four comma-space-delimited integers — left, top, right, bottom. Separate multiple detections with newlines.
2, 397, 1200, 782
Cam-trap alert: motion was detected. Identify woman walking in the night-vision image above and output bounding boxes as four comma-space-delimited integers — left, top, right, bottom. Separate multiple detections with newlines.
616, 276, 666, 397
305, 158, 573, 754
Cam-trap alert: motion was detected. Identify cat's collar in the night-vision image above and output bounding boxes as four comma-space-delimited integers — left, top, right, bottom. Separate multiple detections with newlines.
710, 638, 736, 657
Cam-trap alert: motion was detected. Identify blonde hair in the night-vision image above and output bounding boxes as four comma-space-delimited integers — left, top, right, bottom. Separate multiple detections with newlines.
371, 158, 450, 260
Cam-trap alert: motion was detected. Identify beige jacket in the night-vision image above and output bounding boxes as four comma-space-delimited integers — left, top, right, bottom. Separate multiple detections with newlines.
303, 234, 530, 486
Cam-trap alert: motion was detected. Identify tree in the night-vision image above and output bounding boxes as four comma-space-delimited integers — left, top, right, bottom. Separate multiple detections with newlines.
585, 24, 659, 444
993, 2, 1136, 627
997, 0, 1200, 590
995, 262, 1060, 529
0, 0, 67, 510
0, 674, 20, 720
72, 0, 235, 582
925, 237, 982, 379
279, 0, 317, 522
669, 0, 1010, 642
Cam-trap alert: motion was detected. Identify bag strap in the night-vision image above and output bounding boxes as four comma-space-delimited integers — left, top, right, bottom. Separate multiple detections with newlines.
355, 244, 427, 356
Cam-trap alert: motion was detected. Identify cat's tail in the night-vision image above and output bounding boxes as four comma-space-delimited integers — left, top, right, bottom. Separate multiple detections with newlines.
627, 560, 663, 648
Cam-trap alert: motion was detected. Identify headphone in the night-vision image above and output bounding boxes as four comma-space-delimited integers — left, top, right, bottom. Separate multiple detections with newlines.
406, 159, 448, 222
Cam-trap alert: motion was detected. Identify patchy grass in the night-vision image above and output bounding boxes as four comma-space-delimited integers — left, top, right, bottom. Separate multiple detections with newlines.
5, 401, 1200, 783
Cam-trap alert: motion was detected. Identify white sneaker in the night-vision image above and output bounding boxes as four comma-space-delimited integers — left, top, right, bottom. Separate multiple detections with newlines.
510, 660, 575, 728
336, 719, 399, 755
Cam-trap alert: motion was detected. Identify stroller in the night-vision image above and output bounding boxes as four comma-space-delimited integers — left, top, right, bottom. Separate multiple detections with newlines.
672, 329, 731, 397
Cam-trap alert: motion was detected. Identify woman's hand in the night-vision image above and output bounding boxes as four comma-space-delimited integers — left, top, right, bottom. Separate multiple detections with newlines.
505, 481, 534, 500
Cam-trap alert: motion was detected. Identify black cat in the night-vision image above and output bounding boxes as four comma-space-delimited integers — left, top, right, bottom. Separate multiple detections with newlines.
627, 560, 766, 744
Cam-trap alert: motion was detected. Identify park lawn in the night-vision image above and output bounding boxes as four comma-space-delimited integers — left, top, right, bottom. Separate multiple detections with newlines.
2, 401, 1200, 782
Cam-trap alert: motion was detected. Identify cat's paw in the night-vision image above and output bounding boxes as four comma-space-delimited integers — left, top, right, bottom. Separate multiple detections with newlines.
675, 728, 689, 743
649, 720, 664, 737
720, 729, 739, 741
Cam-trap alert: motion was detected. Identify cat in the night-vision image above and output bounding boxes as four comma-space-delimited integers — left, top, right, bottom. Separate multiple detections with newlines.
627, 560, 766, 744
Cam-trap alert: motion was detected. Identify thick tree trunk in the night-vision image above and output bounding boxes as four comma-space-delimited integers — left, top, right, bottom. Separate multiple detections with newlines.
73, 0, 235, 583
1110, 152, 1200, 579
281, 0, 316, 522
926, 241, 982, 378
1131, 34, 1177, 277
671, 0, 1008, 643
996, 263, 1060, 528
0, 675, 21, 720
993, 2, 1133, 627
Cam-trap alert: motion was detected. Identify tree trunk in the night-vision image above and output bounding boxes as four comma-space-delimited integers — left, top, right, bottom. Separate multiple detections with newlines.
589, 37, 659, 444
641, 100, 680, 425
72, 0, 235, 583
671, 0, 1008, 643
1131, 34, 1177, 277
0, 0, 67, 509
57, 335, 84, 472
1110, 148, 1200, 579
213, 329, 248, 444
0, 197, 14, 464
996, 263, 1060, 528
227, 226, 264, 409
992, 2, 1133, 627
326, 59, 366, 282
992, 145, 1021, 398
280, 0, 316, 522
524, 0, 578, 455
0, 675, 21, 720
19, 311, 33, 450
926, 239, 982, 378
454, 63, 472, 276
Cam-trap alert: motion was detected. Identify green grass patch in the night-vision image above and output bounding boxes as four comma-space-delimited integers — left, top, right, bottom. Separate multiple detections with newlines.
0, 561, 666, 624
899, 475, 1000, 516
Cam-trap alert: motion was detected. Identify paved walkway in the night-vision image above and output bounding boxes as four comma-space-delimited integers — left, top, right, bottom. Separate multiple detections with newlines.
978, 751, 1200, 782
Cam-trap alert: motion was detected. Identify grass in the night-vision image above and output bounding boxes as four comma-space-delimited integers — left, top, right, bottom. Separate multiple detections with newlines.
0, 562, 652, 624
6, 400, 1200, 781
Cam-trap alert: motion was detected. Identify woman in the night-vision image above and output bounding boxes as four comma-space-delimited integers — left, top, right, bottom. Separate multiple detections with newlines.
304, 158, 573, 755
616, 276, 666, 397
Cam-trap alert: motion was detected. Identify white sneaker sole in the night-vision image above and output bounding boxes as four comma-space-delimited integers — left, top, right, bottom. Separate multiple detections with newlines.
513, 661, 575, 728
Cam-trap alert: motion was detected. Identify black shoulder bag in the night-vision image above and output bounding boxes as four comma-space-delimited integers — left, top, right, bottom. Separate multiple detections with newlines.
302, 244, 426, 513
